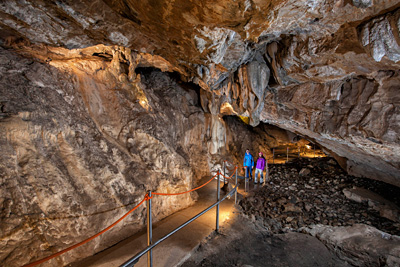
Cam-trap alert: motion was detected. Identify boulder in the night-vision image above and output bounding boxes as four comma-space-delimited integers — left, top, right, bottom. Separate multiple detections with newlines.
302, 224, 400, 267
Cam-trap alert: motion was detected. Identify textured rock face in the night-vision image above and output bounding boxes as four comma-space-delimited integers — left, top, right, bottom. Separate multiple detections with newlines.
262, 72, 400, 186
1, 0, 400, 265
0, 46, 209, 266
1, 1, 400, 187
303, 224, 400, 266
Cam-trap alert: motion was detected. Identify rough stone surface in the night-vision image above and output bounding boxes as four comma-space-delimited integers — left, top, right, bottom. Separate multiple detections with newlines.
0, 0, 399, 184
181, 213, 349, 267
238, 157, 400, 266
0, 47, 207, 267
1, 0, 400, 265
239, 157, 400, 236
343, 187, 400, 222
302, 224, 400, 267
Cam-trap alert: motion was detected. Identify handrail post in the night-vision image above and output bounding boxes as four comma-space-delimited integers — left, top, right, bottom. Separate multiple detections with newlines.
272, 148, 275, 164
223, 161, 226, 185
264, 160, 268, 186
286, 147, 289, 163
245, 167, 248, 193
235, 167, 238, 204
147, 190, 153, 267
314, 144, 315, 158
216, 170, 220, 232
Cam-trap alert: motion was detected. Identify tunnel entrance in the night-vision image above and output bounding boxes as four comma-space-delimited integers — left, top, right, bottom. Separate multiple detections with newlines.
269, 143, 326, 164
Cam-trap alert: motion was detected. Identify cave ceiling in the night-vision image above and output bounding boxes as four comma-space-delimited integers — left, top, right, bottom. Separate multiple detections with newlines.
1, 0, 400, 186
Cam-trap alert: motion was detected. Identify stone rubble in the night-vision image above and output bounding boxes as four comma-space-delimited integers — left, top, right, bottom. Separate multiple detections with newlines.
239, 157, 400, 236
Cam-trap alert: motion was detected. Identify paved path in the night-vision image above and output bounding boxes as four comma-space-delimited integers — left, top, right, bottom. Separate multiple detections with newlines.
70, 175, 251, 267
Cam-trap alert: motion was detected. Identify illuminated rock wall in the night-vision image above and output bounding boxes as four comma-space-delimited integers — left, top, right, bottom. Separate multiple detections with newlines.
0, 46, 207, 266
1, 0, 400, 265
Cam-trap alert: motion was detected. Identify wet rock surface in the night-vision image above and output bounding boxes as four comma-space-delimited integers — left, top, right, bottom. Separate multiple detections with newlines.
239, 157, 400, 236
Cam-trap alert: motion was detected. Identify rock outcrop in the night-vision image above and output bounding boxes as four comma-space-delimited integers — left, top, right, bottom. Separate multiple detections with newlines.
1, 0, 400, 265
1, 0, 399, 185
0, 46, 208, 266
239, 157, 400, 265
303, 224, 400, 266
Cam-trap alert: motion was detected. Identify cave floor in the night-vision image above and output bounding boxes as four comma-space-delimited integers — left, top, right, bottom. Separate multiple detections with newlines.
69, 175, 241, 267
180, 212, 349, 267
70, 156, 399, 267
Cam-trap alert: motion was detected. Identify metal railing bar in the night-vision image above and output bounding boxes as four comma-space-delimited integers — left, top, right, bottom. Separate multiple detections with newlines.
146, 190, 153, 267
216, 170, 220, 232
120, 183, 238, 267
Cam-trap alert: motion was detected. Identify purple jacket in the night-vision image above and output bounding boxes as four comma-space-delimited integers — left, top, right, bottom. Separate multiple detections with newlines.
256, 157, 266, 170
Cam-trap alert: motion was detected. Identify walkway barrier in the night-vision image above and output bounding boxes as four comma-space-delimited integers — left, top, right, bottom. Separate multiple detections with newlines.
121, 166, 239, 267
23, 196, 149, 267
23, 162, 239, 267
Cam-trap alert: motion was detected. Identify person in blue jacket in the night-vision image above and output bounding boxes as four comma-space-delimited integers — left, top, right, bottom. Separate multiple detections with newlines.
243, 149, 254, 180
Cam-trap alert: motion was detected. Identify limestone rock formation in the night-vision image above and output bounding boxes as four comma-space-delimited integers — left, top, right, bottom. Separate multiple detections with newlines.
1, 0, 400, 187
0, 46, 208, 266
1, 0, 400, 266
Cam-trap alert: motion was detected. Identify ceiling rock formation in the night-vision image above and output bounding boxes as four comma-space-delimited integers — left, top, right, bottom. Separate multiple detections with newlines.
1, 0, 400, 265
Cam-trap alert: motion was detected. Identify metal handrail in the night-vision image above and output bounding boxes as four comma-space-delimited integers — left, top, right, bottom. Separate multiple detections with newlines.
120, 172, 239, 267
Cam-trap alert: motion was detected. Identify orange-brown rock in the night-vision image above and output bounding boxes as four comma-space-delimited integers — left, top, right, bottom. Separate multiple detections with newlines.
1, 0, 400, 266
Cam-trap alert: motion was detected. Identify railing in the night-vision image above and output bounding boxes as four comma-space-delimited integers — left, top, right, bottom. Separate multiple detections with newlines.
23, 161, 239, 267
121, 166, 239, 267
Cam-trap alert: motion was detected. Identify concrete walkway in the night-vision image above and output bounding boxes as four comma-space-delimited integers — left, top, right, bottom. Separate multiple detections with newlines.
70, 174, 256, 267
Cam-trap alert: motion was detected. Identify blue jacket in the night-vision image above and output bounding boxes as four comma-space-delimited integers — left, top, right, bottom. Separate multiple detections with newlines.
243, 152, 254, 167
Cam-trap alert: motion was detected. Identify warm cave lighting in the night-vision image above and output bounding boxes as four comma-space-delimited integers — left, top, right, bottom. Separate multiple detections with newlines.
220, 102, 236, 115
139, 98, 150, 110
220, 211, 232, 224
300, 144, 326, 158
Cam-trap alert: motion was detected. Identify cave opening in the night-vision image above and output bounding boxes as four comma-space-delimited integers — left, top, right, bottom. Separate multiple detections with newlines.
222, 114, 400, 234
135, 66, 204, 110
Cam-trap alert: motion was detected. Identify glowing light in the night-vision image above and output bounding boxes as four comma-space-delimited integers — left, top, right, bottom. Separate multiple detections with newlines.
305, 145, 312, 149
138, 97, 149, 110
220, 211, 231, 223
220, 102, 236, 115
239, 115, 249, 125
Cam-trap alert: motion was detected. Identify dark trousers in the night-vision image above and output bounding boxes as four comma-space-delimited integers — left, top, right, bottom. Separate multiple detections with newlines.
245, 166, 253, 179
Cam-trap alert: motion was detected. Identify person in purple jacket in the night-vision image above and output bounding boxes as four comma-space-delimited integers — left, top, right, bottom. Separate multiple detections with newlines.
254, 152, 266, 184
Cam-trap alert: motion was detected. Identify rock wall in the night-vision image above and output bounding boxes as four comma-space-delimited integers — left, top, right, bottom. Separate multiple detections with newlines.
1, 0, 400, 265
261, 72, 400, 186
209, 7, 400, 186
0, 46, 209, 266
1, 0, 399, 185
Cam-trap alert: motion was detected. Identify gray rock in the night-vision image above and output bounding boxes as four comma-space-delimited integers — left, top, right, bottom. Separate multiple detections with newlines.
302, 224, 400, 267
